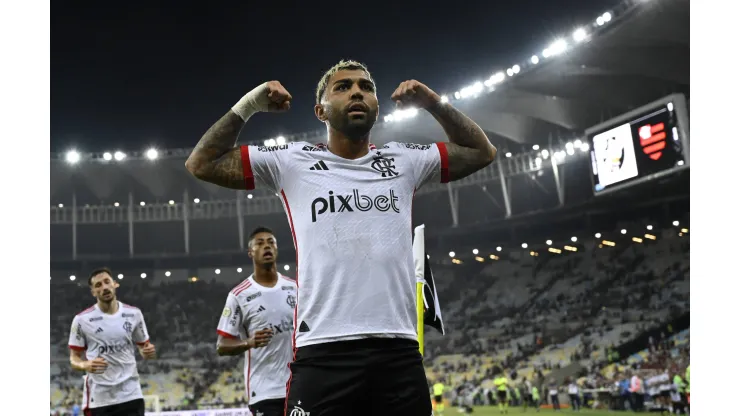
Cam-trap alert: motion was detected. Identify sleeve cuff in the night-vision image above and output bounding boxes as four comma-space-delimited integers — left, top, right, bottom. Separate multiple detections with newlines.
435, 143, 450, 183
217, 329, 239, 339
69, 345, 86, 351
136, 339, 149, 346
240, 145, 255, 190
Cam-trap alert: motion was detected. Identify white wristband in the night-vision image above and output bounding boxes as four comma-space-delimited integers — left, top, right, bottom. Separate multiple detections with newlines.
231, 82, 272, 121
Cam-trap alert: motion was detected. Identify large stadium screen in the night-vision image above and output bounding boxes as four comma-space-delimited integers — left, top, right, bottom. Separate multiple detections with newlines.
586, 94, 690, 195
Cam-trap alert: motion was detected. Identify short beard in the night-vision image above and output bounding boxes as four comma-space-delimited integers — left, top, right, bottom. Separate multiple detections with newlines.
327, 107, 376, 141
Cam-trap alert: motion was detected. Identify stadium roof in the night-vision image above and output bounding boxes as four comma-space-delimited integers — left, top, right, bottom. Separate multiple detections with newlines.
51, 0, 689, 204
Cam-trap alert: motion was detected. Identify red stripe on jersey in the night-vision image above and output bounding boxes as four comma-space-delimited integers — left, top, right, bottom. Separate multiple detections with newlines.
246, 350, 252, 401
369, 143, 377, 150
217, 330, 238, 339
122, 304, 140, 310
76, 306, 95, 316
233, 282, 252, 296
281, 276, 296, 283
69, 345, 86, 351
240, 145, 255, 190
84, 374, 91, 411
436, 142, 450, 183
136, 339, 149, 346
231, 279, 251, 295
280, 189, 299, 416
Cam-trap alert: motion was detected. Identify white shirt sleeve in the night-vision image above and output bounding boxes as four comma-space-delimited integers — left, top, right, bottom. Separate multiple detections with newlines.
216, 293, 244, 339
132, 310, 150, 345
391, 142, 450, 189
68, 315, 86, 351
240, 143, 293, 193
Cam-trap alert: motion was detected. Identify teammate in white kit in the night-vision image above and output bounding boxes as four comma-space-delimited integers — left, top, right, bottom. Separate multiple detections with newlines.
216, 226, 297, 416
68, 268, 156, 416
186, 59, 496, 416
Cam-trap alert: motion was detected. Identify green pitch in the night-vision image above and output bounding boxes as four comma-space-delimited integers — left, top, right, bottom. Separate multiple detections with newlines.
443, 407, 617, 416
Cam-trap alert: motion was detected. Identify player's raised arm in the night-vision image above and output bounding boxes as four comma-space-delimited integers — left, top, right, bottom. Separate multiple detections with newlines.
185, 81, 293, 189
391, 80, 497, 181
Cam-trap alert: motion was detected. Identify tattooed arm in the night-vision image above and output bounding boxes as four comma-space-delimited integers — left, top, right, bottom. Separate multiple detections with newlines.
426, 102, 497, 181
185, 111, 246, 189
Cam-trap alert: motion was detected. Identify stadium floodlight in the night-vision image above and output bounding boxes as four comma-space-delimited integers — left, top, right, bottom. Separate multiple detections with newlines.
506, 68, 514, 77
595, 233, 601, 238
114, 151, 126, 161
237, 267, 243, 273
276, 136, 286, 145
264, 138, 277, 146
165, 271, 171, 277
215, 269, 221, 275
103, 152, 113, 161
472, 248, 479, 255
454, 91, 461, 100
146, 148, 158, 160
580, 142, 590, 152
505, 152, 512, 158
574, 139, 582, 147
114, 202, 120, 207
573, 28, 587, 42
140, 273, 147, 279
555, 150, 566, 161
168, 200, 175, 205
532, 144, 540, 151
66, 150, 81, 164
70, 275, 76, 281
565, 142, 574, 152
194, 198, 200, 203
673, 220, 680, 226
521, 243, 528, 249
596, 16, 605, 26
496, 246, 502, 252
384, 115, 394, 123
667, 102, 674, 112
448, 251, 455, 258
531, 55, 540, 64
460, 82, 484, 99
440, 95, 449, 103
546, 240, 552, 245
621, 229, 627, 234
139, 201, 145, 206
602, 12, 612, 23
512, 65, 521, 74
58, 203, 64, 208
566, 147, 575, 156
646, 225, 653, 230
571, 236, 578, 242
550, 39, 568, 55
284, 265, 290, 271
492, 72, 506, 84
677, 160, 684, 166
483, 78, 494, 87
541, 149, 550, 159
535, 157, 542, 167
117, 274, 123, 279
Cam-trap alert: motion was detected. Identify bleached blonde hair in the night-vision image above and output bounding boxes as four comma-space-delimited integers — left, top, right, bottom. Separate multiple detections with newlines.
315, 59, 374, 104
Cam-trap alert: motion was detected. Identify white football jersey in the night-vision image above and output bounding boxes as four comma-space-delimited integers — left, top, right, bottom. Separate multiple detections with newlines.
240, 141, 448, 347
68, 301, 149, 409
217, 274, 297, 405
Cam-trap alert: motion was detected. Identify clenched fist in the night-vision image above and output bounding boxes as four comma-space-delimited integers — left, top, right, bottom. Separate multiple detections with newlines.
86, 357, 108, 374
263, 81, 292, 112
140, 342, 157, 359
248, 328, 274, 349
391, 80, 441, 110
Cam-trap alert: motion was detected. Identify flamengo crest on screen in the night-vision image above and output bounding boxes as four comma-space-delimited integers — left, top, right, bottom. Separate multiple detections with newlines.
638, 122, 666, 161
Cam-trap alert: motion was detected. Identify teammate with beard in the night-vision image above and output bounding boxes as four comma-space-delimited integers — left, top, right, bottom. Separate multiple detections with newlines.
68, 268, 156, 416
216, 226, 296, 416
186, 60, 496, 416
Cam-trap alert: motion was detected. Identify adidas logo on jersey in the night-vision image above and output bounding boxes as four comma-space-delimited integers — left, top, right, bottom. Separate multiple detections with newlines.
256, 305, 266, 313
95, 327, 104, 334
309, 161, 329, 171
310, 189, 400, 222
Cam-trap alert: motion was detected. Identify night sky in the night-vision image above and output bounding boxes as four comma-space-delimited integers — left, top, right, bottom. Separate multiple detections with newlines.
51, 0, 616, 153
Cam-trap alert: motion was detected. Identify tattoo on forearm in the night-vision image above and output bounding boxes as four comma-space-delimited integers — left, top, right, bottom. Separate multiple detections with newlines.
186, 111, 247, 189
427, 103, 497, 181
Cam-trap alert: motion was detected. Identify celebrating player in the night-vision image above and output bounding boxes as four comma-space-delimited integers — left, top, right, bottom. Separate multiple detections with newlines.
215, 226, 296, 416
186, 59, 496, 416
68, 267, 156, 416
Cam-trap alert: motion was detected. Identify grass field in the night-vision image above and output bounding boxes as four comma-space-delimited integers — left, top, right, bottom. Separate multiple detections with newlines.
445, 407, 623, 416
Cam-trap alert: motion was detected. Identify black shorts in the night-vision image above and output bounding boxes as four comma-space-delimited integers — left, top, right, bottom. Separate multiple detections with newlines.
285, 338, 431, 416
434, 395, 443, 403
87, 399, 145, 416
497, 390, 508, 401
249, 398, 284, 416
